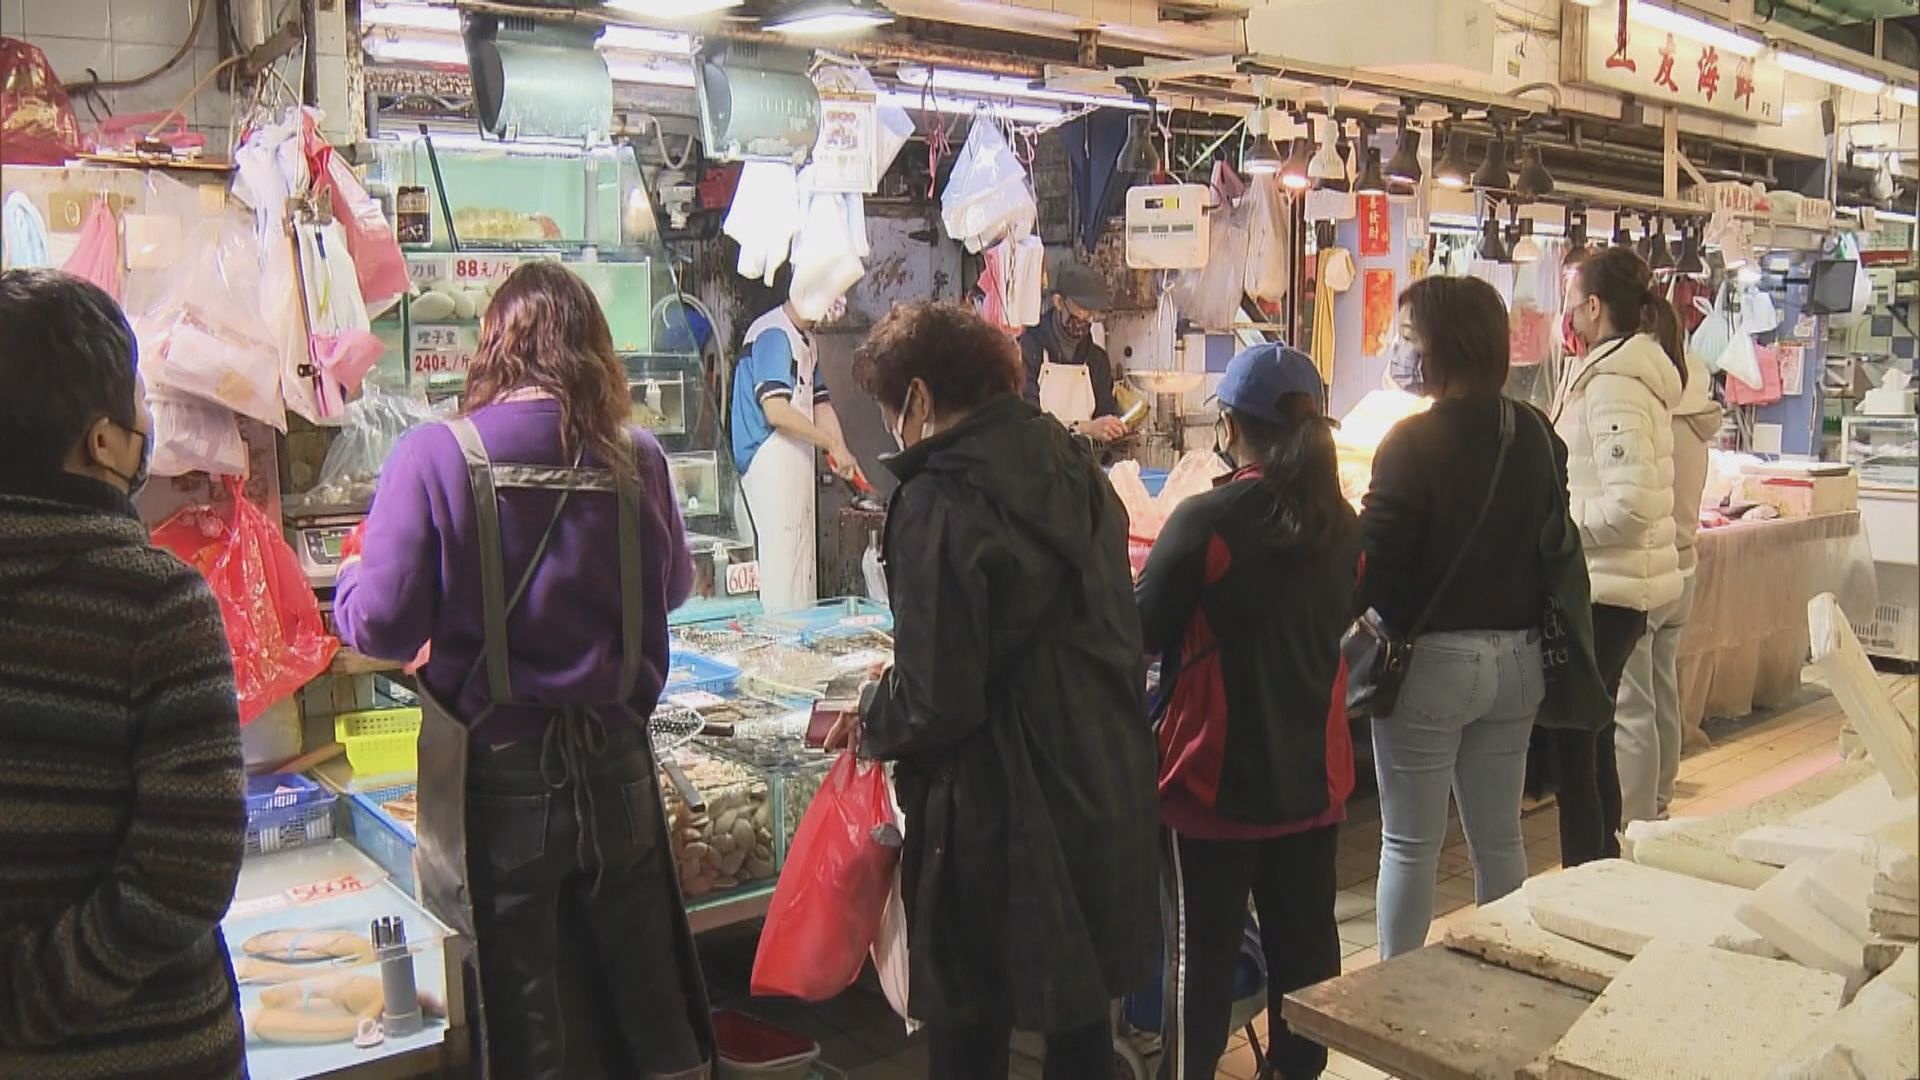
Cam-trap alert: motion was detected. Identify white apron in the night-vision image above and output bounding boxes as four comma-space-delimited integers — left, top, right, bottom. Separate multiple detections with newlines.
737, 310, 818, 614
1037, 359, 1096, 427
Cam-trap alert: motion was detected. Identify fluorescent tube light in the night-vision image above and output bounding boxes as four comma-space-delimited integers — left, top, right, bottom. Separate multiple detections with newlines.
1775, 50, 1885, 95
605, 0, 742, 17
876, 89, 1061, 127
897, 66, 1148, 111
1627, 1, 1763, 59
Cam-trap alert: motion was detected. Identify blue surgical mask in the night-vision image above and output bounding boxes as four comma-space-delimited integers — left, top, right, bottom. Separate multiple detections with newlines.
1388, 340, 1427, 396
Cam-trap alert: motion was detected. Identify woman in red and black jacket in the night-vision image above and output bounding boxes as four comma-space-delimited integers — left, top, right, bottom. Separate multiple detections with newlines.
1136, 343, 1361, 1080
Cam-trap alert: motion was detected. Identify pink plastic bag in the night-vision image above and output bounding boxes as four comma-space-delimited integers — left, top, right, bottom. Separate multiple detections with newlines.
303, 116, 407, 319
151, 476, 338, 723
751, 753, 901, 1001
61, 198, 121, 300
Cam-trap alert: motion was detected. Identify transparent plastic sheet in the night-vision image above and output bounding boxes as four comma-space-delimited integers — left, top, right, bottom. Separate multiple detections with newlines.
132, 216, 287, 431
750, 753, 900, 1001
150, 476, 339, 724
0, 37, 82, 165
941, 116, 1036, 253
1677, 512, 1876, 730
300, 386, 447, 508
149, 391, 247, 478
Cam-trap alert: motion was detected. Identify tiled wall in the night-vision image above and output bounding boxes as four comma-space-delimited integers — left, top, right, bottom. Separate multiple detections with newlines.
0, 0, 354, 151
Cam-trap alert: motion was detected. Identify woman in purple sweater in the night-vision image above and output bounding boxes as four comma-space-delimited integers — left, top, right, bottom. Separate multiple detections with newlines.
334, 263, 711, 1079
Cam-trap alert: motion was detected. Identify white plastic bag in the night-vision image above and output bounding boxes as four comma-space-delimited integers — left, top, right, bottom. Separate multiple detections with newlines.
1107, 460, 1163, 537
1740, 284, 1779, 335
1688, 285, 1733, 367
1172, 196, 1251, 331
725, 161, 802, 285
1243, 173, 1289, 303
148, 391, 247, 477
1155, 449, 1229, 516
1716, 327, 1764, 391
281, 218, 371, 426
870, 781, 918, 1034
941, 117, 1035, 253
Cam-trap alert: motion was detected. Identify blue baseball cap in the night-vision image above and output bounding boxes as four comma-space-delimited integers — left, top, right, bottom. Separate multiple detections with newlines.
1214, 343, 1325, 422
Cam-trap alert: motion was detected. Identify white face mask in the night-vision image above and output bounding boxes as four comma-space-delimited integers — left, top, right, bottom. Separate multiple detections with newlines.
890, 384, 933, 451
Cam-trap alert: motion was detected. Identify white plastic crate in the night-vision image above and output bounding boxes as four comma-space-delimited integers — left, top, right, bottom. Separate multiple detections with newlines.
1853, 596, 1919, 663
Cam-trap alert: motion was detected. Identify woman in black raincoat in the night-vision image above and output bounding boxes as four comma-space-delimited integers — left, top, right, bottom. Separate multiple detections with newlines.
830, 301, 1160, 1080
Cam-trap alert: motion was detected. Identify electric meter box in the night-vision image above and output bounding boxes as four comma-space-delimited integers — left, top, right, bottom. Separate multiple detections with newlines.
1126, 184, 1212, 269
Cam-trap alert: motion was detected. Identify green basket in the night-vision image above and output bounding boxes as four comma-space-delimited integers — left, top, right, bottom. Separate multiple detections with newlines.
333, 707, 423, 777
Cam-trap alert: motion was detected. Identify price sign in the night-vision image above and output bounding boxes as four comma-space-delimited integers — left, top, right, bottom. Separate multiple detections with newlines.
833, 648, 890, 670
410, 324, 476, 377
412, 350, 472, 377
451, 255, 524, 284
286, 874, 369, 906
841, 614, 887, 629
406, 254, 450, 287
724, 560, 761, 596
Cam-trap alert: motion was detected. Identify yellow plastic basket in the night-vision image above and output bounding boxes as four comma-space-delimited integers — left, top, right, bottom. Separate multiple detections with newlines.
333, 707, 423, 778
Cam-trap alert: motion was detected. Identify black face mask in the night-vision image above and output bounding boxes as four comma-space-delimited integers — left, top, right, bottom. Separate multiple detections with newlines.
102, 427, 150, 496
1058, 311, 1092, 340
1213, 418, 1236, 470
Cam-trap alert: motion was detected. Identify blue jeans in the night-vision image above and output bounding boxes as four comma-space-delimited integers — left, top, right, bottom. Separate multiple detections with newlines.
1372, 629, 1544, 959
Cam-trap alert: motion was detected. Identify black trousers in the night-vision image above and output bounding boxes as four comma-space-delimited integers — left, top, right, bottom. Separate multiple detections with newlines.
1159, 825, 1341, 1080
1546, 604, 1649, 867
465, 728, 704, 1080
926, 1018, 1113, 1080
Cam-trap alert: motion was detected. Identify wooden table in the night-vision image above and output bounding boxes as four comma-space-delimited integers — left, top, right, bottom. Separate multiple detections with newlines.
1282, 946, 1594, 1080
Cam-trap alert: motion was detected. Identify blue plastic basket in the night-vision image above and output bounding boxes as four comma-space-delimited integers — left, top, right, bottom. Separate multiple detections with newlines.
344, 782, 418, 897
1139, 468, 1170, 498
756, 597, 893, 644
665, 648, 741, 696
243, 774, 336, 856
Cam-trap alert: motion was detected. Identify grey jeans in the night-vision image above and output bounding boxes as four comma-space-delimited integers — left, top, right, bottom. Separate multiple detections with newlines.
1615, 572, 1698, 826
1372, 629, 1544, 959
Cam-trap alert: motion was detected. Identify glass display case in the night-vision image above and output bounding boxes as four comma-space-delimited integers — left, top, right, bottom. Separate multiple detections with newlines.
355, 131, 759, 622
1842, 415, 1919, 491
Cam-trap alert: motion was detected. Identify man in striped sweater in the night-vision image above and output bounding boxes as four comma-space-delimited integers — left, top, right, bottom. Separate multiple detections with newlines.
0, 270, 248, 1078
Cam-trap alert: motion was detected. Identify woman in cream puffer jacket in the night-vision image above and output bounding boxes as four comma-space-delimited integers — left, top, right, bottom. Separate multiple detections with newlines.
1546, 247, 1686, 867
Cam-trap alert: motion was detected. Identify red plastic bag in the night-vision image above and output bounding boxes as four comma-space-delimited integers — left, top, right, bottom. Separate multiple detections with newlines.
0, 37, 82, 166
152, 477, 339, 723
751, 753, 901, 1001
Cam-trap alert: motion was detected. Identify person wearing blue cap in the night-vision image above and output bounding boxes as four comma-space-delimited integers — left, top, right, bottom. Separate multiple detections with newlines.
1136, 343, 1360, 1080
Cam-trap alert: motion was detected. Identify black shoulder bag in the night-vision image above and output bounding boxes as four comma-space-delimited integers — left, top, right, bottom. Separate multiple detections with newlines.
1344, 398, 1515, 720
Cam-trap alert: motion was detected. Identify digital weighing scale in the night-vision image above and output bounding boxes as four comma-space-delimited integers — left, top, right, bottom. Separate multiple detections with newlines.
286, 507, 366, 589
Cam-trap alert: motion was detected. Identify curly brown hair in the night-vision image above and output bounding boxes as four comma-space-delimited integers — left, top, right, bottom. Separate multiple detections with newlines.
851, 302, 1022, 413
463, 261, 632, 477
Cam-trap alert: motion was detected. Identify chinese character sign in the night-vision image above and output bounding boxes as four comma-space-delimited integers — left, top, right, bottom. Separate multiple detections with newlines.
1358, 195, 1391, 257
1362, 269, 1395, 358
1576, 8, 1785, 124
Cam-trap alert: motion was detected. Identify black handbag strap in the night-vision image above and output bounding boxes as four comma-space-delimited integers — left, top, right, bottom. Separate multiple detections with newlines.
1406, 398, 1515, 640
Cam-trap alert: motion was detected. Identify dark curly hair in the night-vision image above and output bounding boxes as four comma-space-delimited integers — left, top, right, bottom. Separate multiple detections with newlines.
852, 302, 1022, 413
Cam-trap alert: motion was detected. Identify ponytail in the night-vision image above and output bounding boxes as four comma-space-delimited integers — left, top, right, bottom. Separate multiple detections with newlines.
1575, 246, 1688, 387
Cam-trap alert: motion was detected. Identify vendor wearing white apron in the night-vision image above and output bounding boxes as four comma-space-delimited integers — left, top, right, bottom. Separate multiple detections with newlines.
1019, 260, 1129, 443
730, 296, 864, 613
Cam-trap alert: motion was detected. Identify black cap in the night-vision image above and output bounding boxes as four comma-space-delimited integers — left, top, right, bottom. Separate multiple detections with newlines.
1050, 261, 1111, 312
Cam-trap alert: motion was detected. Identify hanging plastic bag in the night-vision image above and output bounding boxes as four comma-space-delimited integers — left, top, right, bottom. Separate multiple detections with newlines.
751, 753, 902, 1001
2, 191, 50, 269
1724, 342, 1782, 406
299, 385, 444, 508
1739, 284, 1779, 335
1716, 326, 1765, 391
0, 37, 83, 166
1688, 285, 1733, 367
149, 392, 247, 478
61, 199, 122, 299
1172, 201, 1251, 331
316, 147, 409, 320
725, 161, 802, 285
281, 218, 374, 425
1243, 173, 1289, 304
870, 775, 917, 1033
132, 213, 285, 429
941, 117, 1036, 253
151, 477, 338, 724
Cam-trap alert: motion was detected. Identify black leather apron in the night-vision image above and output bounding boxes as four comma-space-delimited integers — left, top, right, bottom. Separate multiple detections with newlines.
414, 417, 714, 1077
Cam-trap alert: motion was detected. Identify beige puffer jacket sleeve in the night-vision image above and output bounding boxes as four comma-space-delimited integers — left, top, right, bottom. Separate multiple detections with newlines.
1555, 334, 1686, 613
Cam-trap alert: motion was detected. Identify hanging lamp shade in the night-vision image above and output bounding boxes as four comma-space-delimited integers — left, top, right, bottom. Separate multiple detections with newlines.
1675, 222, 1706, 274
1514, 144, 1555, 199
1279, 136, 1312, 190
1479, 213, 1509, 261
1356, 145, 1388, 195
1567, 204, 1589, 250
1612, 212, 1634, 247
1511, 217, 1541, 263
1471, 134, 1509, 191
1242, 106, 1280, 175
1117, 112, 1158, 173
764, 0, 896, 34
1386, 118, 1422, 185
1649, 216, 1674, 269
1435, 125, 1472, 189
